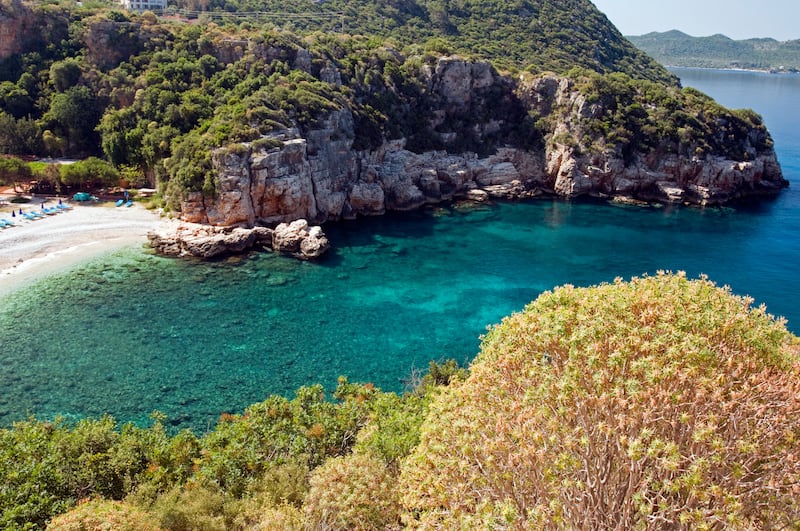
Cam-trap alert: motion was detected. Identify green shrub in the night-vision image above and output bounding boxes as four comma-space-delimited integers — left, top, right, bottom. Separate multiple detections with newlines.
0, 154, 32, 185
353, 392, 427, 468
194, 382, 375, 497
148, 485, 226, 531
304, 452, 401, 530
46, 498, 162, 531
0, 414, 190, 529
59, 158, 119, 189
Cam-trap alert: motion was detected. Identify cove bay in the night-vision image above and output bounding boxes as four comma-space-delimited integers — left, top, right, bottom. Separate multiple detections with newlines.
1, 68, 798, 432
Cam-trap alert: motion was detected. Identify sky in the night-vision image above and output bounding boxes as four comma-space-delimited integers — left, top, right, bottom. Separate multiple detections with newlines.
590, 0, 800, 41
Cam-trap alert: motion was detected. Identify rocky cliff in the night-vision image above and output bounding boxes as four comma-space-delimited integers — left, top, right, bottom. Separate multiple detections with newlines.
0, 0, 39, 60
179, 58, 786, 227
0, 3, 157, 69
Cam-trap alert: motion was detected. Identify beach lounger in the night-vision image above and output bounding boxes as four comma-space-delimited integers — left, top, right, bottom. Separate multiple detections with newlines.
125, 200, 134, 207
116, 199, 124, 207
22, 212, 38, 220
56, 203, 73, 210
0, 219, 13, 227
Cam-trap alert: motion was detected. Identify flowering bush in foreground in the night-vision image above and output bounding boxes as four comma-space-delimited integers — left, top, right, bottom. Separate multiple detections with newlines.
46, 498, 162, 530
304, 452, 400, 530
400, 273, 800, 529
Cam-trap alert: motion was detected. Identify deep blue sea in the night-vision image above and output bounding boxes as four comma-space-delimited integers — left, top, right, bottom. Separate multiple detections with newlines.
0, 68, 798, 432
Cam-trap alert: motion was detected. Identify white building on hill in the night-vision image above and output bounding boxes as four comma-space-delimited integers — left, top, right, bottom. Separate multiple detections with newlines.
120, 0, 166, 12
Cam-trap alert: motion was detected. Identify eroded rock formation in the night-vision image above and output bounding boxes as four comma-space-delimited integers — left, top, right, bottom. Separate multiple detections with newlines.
147, 219, 329, 260
178, 59, 785, 228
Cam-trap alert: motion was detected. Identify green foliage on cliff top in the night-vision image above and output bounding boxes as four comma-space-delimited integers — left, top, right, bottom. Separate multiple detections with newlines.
155, 0, 673, 83
569, 70, 774, 162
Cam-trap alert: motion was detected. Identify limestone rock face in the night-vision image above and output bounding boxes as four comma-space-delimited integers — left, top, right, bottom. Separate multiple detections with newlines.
175, 60, 786, 229
271, 219, 307, 254
300, 226, 330, 260
433, 58, 496, 107
147, 220, 328, 260
83, 19, 142, 70
348, 182, 385, 216
272, 219, 330, 260
0, 4, 27, 60
147, 221, 257, 259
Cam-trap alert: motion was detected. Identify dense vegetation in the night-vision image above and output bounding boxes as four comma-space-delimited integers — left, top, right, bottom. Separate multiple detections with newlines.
2, 274, 798, 529
0, 362, 462, 529
400, 273, 800, 528
628, 30, 800, 71
0, 0, 677, 200
567, 71, 773, 162
158, 0, 674, 81
0, 0, 773, 211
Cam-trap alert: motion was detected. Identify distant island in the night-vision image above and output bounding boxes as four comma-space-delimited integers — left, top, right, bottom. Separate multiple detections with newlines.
627, 30, 800, 72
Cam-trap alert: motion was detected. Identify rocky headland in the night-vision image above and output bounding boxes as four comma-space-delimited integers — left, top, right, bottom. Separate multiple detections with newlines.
173, 58, 786, 239
2, 4, 786, 260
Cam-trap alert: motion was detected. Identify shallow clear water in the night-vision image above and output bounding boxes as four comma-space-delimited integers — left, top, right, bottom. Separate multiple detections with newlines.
0, 69, 798, 432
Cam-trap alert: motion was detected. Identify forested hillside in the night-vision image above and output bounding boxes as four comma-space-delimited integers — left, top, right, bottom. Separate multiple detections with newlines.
158, 0, 674, 79
628, 30, 800, 71
0, 0, 781, 213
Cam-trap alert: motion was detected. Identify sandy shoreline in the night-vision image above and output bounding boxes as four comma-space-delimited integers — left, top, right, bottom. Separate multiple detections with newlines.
0, 200, 163, 295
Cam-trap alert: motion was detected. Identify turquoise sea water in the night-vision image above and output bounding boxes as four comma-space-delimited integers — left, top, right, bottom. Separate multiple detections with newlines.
1, 68, 798, 432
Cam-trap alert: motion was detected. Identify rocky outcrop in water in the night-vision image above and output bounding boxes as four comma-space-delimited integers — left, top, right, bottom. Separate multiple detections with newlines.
272, 219, 330, 259
147, 219, 329, 260
177, 58, 786, 228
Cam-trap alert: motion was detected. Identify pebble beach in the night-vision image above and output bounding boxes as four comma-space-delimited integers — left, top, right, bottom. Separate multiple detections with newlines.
0, 198, 162, 294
